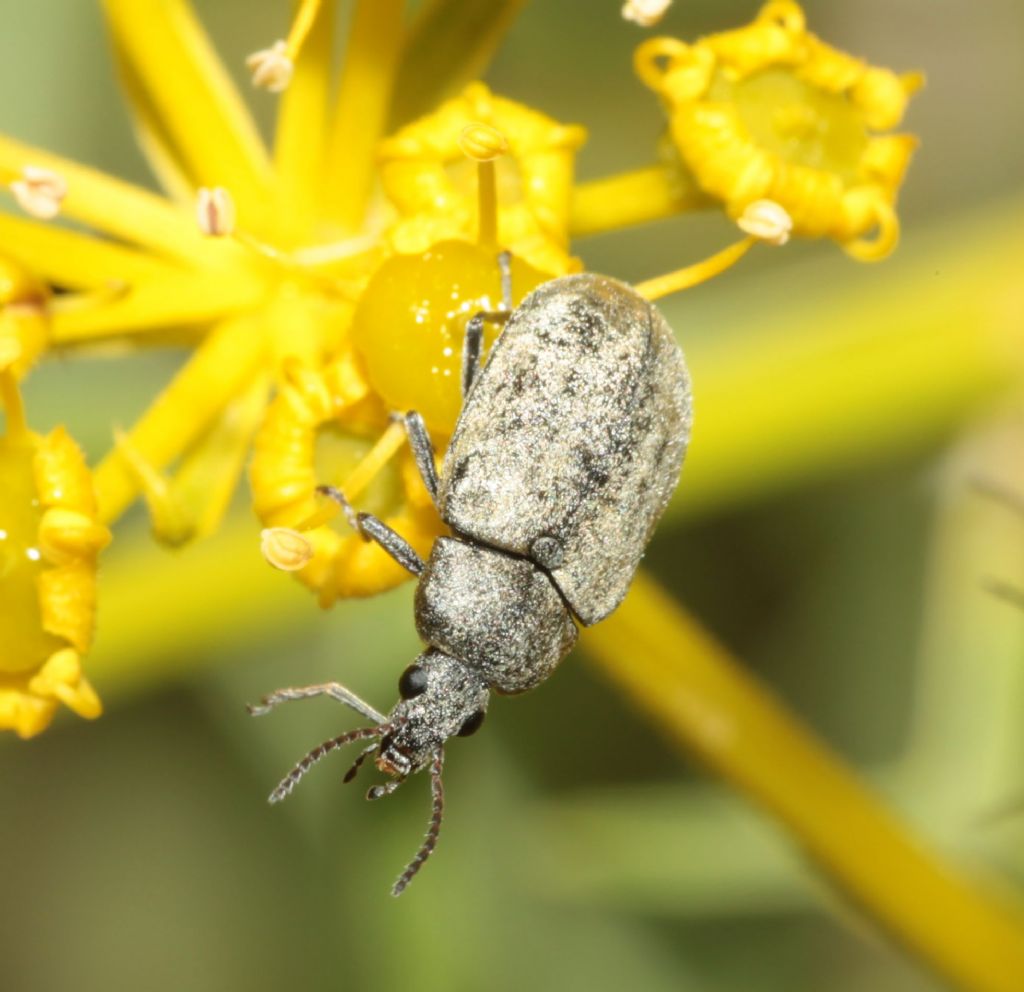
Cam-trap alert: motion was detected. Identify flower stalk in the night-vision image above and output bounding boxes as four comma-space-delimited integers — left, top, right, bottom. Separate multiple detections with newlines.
585, 572, 1024, 992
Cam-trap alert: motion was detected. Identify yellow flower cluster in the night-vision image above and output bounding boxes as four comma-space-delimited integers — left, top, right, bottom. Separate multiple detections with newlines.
634, 1, 922, 258
0, 357, 109, 737
0, 0, 919, 736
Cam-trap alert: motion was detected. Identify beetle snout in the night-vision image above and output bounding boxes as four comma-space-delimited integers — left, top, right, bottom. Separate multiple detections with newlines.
376, 738, 412, 777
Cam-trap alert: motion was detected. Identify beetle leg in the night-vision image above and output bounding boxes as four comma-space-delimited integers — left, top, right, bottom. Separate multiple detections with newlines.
461, 310, 509, 397
498, 249, 513, 310
393, 410, 439, 504
247, 681, 387, 724
316, 484, 426, 576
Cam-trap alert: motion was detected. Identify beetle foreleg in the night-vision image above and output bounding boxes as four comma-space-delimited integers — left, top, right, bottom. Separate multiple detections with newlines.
316, 484, 425, 576
247, 681, 387, 724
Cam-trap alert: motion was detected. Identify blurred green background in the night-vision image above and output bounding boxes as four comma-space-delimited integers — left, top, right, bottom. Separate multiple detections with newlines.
2, 1, 1024, 990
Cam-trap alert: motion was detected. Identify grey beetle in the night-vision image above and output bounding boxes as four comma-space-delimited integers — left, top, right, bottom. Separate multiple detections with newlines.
250, 259, 692, 895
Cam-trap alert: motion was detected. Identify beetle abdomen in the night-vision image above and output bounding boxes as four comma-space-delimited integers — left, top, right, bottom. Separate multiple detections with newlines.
439, 273, 692, 625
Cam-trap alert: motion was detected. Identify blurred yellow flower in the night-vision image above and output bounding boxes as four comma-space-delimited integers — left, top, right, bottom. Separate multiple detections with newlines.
0, 371, 109, 738
634, 0, 922, 258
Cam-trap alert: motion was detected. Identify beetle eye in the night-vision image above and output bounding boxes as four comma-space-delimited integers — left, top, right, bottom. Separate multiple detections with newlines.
457, 710, 486, 737
398, 665, 429, 700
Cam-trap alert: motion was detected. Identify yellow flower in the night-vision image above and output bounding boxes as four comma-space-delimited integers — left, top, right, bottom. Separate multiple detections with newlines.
634, 1, 922, 258
0, 0, 588, 606
378, 82, 586, 275
0, 371, 109, 738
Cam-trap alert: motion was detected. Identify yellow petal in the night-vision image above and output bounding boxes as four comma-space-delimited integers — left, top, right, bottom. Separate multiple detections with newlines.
38, 507, 112, 563
101, 0, 274, 227
34, 425, 98, 516
28, 647, 102, 720
0, 687, 56, 739
38, 561, 97, 653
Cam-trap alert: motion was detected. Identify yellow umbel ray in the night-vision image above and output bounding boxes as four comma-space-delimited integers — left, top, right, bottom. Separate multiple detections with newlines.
92, 312, 269, 527
101, 0, 274, 224
324, 0, 407, 230
0, 135, 236, 269
272, 0, 334, 243
49, 267, 269, 343
0, 213, 181, 290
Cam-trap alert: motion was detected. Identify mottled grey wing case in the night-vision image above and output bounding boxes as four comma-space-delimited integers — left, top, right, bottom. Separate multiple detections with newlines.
439, 273, 692, 625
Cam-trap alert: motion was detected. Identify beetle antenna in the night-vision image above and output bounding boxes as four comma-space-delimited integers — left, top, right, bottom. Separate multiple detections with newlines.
391, 748, 445, 897
247, 681, 387, 725
269, 725, 381, 804
343, 742, 379, 784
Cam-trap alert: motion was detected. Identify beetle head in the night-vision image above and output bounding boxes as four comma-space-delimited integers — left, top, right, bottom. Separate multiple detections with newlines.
378, 649, 489, 777
257, 649, 488, 895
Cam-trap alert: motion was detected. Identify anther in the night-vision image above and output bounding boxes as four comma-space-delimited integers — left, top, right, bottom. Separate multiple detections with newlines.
737, 199, 793, 246
458, 123, 508, 163
195, 186, 236, 237
260, 527, 314, 571
622, 0, 673, 27
246, 40, 293, 93
10, 165, 67, 220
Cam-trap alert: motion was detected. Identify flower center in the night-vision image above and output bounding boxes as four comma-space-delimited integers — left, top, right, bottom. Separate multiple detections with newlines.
712, 67, 867, 182
350, 240, 549, 435
0, 437, 63, 673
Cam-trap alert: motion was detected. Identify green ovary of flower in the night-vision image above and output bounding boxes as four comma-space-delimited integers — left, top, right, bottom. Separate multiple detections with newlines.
710, 68, 867, 182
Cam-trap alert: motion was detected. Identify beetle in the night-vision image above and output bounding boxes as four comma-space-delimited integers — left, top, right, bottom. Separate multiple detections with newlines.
250, 257, 692, 895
